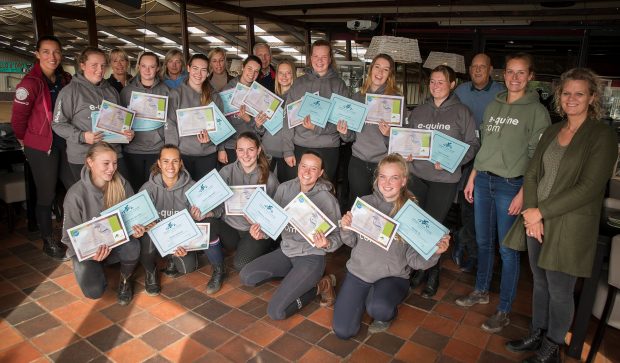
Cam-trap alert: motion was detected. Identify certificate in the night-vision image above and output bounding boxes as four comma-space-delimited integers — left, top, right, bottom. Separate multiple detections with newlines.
393, 200, 448, 260
95, 100, 135, 136
429, 131, 470, 173
225, 185, 266, 215
176, 105, 217, 137
388, 128, 433, 160
147, 209, 202, 256
242, 81, 283, 119
230, 83, 258, 117
348, 198, 399, 251
326, 93, 368, 133
365, 94, 404, 126
100, 190, 159, 232
283, 192, 336, 247
182, 223, 210, 251
219, 88, 239, 116
208, 103, 236, 145
185, 169, 234, 214
286, 98, 304, 128
128, 91, 168, 123
91, 111, 129, 144
263, 107, 283, 136
242, 188, 290, 240
297, 92, 331, 128
68, 211, 130, 262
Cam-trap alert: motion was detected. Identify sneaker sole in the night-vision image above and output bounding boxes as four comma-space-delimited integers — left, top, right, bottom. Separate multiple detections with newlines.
481, 319, 510, 333
455, 298, 489, 307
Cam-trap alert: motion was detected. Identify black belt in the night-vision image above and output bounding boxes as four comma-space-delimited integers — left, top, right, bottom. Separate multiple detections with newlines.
482, 171, 523, 180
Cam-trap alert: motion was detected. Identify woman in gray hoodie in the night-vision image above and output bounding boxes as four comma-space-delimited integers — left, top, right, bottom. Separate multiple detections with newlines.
406, 65, 479, 299
240, 151, 342, 320
120, 52, 170, 192
280, 40, 349, 182
333, 154, 450, 338
165, 54, 223, 181
53, 47, 134, 185
61, 142, 142, 305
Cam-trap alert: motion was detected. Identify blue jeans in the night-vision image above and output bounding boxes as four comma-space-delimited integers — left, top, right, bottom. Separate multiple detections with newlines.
473, 171, 522, 313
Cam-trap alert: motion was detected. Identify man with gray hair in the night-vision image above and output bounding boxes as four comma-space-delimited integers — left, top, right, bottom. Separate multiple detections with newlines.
253, 42, 276, 92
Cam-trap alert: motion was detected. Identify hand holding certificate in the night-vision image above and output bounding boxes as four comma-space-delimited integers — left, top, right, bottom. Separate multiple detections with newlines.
326, 94, 368, 133
283, 192, 336, 246
297, 92, 332, 128
242, 188, 290, 240
185, 169, 234, 215
100, 190, 159, 232
347, 198, 399, 251
96, 100, 135, 136
393, 200, 449, 260
182, 223, 210, 251
128, 91, 168, 123
262, 107, 284, 136
225, 185, 266, 215
219, 88, 238, 116
68, 211, 130, 262
230, 83, 258, 117
388, 128, 433, 160
208, 103, 236, 145
429, 131, 470, 173
176, 105, 217, 137
91, 111, 129, 144
147, 209, 203, 256
365, 94, 404, 126
242, 81, 283, 119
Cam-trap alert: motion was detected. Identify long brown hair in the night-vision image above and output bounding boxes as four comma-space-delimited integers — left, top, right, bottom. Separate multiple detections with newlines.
187, 53, 215, 105
150, 144, 184, 176
86, 142, 126, 209
374, 154, 416, 216
361, 54, 401, 96
236, 132, 270, 185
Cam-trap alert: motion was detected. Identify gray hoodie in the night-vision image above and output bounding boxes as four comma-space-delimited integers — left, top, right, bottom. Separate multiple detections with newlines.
139, 168, 195, 220
61, 166, 134, 257
221, 78, 260, 151
165, 82, 223, 156
255, 90, 289, 158
340, 85, 393, 163
120, 75, 170, 155
52, 73, 121, 164
273, 178, 342, 257
214, 160, 280, 231
281, 67, 349, 158
341, 191, 440, 283
406, 93, 480, 183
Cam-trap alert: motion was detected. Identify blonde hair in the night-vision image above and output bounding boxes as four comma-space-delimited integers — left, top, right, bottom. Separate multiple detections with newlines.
109, 48, 130, 74
374, 154, 416, 216
86, 142, 126, 209
275, 60, 297, 96
554, 67, 604, 120
134, 51, 160, 75
361, 53, 401, 96
160, 49, 185, 79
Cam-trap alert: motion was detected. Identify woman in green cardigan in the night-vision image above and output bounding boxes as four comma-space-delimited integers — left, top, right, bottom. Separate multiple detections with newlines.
503, 68, 617, 363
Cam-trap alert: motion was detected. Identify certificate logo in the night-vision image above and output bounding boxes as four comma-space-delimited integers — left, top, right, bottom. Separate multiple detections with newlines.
121, 205, 133, 214
264, 205, 274, 212
102, 103, 109, 110
418, 219, 430, 229
311, 100, 321, 107
298, 196, 305, 203
71, 230, 80, 237
166, 222, 176, 230
441, 142, 453, 150
355, 201, 362, 209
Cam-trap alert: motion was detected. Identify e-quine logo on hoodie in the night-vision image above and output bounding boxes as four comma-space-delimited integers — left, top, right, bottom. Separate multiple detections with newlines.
485, 116, 519, 133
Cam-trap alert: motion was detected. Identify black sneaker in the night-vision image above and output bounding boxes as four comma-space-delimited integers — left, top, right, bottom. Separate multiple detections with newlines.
43, 239, 70, 261
144, 269, 160, 296
481, 311, 510, 333
206, 263, 226, 295
117, 275, 134, 306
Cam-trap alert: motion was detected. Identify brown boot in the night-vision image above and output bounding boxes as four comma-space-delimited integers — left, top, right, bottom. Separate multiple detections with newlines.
316, 274, 336, 307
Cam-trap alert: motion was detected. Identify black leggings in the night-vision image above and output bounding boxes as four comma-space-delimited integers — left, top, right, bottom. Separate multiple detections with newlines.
347, 156, 377, 209
294, 145, 339, 183
181, 153, 217, 181
218, 221, 272, 271
139, 234, 199, 275
71, 238, 140, 299
24, 143, 72, 239
240, 249, 325, 320
123, 153, 158, 193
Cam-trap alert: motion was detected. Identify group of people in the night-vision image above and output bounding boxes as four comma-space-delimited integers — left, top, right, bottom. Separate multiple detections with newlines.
11, 34, 616, 361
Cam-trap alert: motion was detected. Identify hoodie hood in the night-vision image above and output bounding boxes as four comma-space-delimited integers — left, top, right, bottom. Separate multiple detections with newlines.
141, 168, 195, 219
425, 92, 461, 110
494, 89, 540, 106
80, 164, 104, 198
304, 66, 340, 81
73, 72, 114, 91
127, 74, 164, 90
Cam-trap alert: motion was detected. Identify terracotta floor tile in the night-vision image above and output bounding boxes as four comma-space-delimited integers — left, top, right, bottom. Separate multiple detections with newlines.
22, 280, 62, 300
118, 311, 161, 336
443, 338, 483, 363
0, 291, 30, 313
4, 302, 46, 325
216, 336, 261, 363
0, 341, 42, 362
478, 350, 518, 363
15, 313, 60, 338
434, 301, 467, 322
160, 336, 209, 362
217, 289, 255, 308
365, 332, 406, 355
289, 319, 330, 344
348, 344, 392, 363
100, 303, 143, 322
51, 300, 92, 321
422, 313, 459, 337
35, 290, 79, 311
107, 338, 156, 363
262, 313, 304, 331
388, 305, 427, 339
52, 273, 78, 289
147, 300, 187, 322
317, 332, 360, 358
66, 311, 114, 338
193, 299, 232, 321
298, 346, 341, 363
396, 341, 439, 363
462, 310, 489, 328
411, 327, 451, 351
486, 334, 529, 360
307, 306, 334, 328
11, 271, 47, 289
267, 333, 312, 360
86, 324, 133, 352
173, 289, 210, 310
29, 325, 79, 354
405, 293, 438, 312
0, 327, 24, 351
0, 280, 18, 297
168, 311, 208, 335
190, 323, 235, 349
240, 320, 284, 347
453, 324, 491, 349
131, 292, 166, 310
239, 297, 268, 318
216, 309, 258, 333
247, 348, 289, 363
141, 324, 183, 350
194, 350, 233, 363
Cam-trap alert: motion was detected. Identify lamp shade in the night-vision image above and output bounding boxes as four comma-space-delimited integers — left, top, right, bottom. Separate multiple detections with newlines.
229, 59, 243, 76
422, 51, 466, 73
364, 36, 422, 64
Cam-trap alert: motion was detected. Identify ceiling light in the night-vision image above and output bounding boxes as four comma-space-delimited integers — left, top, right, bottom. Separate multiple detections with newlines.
240, 25, 266, 33
203, 36, 222, 43
259, 35, 282, 43
276, 46, 299, 53
157, 37, 175, 44
137, 29, 157, 36
188, 27, 204, 34
224, 47, 238, 52
98, 31, 114, 38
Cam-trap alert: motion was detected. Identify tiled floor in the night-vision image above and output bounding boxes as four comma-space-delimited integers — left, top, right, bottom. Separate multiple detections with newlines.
1, 219, 619, 363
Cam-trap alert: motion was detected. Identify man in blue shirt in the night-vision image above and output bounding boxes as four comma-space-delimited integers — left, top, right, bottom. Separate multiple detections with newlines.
253, 42, 276, 93
453, 53, 504, 272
